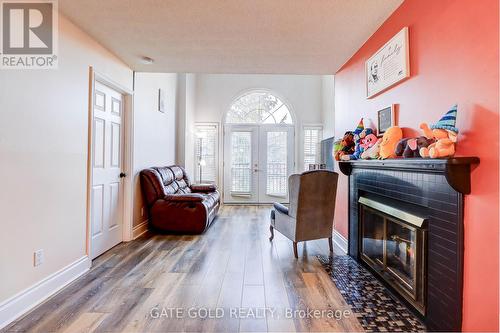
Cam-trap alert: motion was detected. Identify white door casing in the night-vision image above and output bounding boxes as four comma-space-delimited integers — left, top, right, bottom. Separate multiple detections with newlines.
90, 81, 125, 259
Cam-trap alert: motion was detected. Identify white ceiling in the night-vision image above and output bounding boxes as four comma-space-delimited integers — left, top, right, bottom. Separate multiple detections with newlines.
59, 0, 403, 74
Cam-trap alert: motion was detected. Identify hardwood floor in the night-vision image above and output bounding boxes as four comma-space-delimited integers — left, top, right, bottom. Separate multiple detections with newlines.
3, 206, 364, 333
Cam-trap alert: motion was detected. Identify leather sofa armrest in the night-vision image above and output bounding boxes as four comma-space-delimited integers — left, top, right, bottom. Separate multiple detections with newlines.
164, 193, 204, 202
191, 184, 217, 193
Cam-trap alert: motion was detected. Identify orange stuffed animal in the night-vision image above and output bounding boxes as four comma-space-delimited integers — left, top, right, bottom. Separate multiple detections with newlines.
419, 105, 459, 158
379, 126, 403, 159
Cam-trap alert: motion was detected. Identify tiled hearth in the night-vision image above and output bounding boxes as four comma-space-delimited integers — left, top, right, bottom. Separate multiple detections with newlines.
318, 255, 426, 332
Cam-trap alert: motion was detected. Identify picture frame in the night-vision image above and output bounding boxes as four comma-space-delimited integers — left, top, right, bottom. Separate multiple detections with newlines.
366, 27, 410, 98
158, 88, 166, 113
377, 105, 396, 136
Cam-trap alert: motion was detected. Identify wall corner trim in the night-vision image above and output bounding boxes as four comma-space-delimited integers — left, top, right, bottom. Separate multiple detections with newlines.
133, 220, 149, 239
0, 256, 91, 330
333, 229, 348, 254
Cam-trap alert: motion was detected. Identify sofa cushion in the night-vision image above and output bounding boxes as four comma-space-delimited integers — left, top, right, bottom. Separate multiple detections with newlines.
156, 167, 174, 185
169, 166, 191, 193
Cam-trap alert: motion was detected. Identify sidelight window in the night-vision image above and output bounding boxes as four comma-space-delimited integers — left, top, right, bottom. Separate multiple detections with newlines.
303, 125, 323, 171
195, 123, 218, 183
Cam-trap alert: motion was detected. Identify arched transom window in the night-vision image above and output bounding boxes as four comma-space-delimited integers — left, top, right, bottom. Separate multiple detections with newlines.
226, 91, 293, 124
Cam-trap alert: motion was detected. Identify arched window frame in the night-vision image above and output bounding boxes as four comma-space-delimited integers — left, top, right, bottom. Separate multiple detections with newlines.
224, 90, 295, 125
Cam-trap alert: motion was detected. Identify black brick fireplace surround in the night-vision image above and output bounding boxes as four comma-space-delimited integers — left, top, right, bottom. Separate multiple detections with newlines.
339, 158, 479, 332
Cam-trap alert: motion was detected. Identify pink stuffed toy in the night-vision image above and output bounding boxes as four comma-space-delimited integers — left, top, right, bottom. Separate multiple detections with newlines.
360, 133, 378, 150
361, 135, 382, 159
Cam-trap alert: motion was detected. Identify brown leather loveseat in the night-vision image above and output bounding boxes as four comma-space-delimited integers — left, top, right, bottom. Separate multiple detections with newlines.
140, 165, 220, 234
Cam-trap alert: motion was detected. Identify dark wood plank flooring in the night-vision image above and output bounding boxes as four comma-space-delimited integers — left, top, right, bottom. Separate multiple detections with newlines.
3, 206, 364, 332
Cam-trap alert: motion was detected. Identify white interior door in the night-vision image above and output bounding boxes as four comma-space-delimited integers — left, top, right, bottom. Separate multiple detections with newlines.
223, 125, 259, 203
258, 125, 294, 203
223, 125, 294, 204
91, 81, 124, 259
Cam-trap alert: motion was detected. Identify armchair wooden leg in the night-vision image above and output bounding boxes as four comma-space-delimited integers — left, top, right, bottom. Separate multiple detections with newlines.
269, 225, 274, 241
328, 237, 333, 253
293, 241, 298, 259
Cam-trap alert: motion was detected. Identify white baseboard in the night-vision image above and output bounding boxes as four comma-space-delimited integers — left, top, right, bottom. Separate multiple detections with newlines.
133, 220, 149, 239
333, 230, 348, 254
0, 256, 91, 330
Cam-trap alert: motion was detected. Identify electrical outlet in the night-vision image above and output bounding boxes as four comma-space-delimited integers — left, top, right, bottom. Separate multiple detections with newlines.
34, 249, 44, 267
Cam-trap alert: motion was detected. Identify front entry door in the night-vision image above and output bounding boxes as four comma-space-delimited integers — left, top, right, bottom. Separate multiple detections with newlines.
91, 81, 125, 259
223, 125, 294, 204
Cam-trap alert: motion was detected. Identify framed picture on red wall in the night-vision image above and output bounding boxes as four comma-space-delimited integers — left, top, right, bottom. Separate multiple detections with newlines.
377, 105, 396, 136
366, 27, 410, 98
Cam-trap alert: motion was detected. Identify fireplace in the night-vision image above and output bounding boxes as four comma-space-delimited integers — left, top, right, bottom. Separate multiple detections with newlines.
339, 157, 479, 331
359, 196, 426, 314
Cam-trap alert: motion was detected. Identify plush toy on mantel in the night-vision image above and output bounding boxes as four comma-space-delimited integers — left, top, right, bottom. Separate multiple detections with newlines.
379, 126, 403, 159
360, 133, 379, 151
419, 105, 459, 158
341, 119, 375, 161
361, 135, 382, 159
395, 136, 434, 158
334, 131, 355, 161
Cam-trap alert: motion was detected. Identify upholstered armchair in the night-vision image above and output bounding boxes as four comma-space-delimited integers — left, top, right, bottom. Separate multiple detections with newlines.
269, 170, 339, 258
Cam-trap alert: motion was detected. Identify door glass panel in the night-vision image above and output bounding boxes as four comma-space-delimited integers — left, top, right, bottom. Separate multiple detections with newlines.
266, 131, 287, 196
231, 132, 252, 193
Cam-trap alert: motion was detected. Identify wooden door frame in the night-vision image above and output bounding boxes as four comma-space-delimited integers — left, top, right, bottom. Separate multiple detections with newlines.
86, 67, 135, 259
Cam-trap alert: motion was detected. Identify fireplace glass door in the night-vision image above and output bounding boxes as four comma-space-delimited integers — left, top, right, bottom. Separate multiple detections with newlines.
361, 208, 384, 267
360, 200, 426, 314
386, 219, 417, 291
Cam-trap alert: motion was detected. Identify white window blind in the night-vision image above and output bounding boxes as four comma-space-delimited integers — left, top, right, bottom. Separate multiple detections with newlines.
266, 131, 288, 196
303, 126, 323, 171
230, 131, 252, 193
195, 124, 218, 183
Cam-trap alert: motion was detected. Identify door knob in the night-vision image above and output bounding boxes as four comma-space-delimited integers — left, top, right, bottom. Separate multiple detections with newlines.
119, 172, 127, 178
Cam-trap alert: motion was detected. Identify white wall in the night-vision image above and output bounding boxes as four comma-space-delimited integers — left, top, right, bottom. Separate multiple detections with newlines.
191, 74, 325, 175
321, 75, 335, 139
132, 73, 178, 227
0, 14, 133, 309
184, 74, 197, 177
175, 73, 196, 176
175, 74, 187, 166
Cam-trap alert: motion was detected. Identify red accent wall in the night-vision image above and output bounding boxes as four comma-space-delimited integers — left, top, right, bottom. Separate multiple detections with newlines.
333, 0, 499, 330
